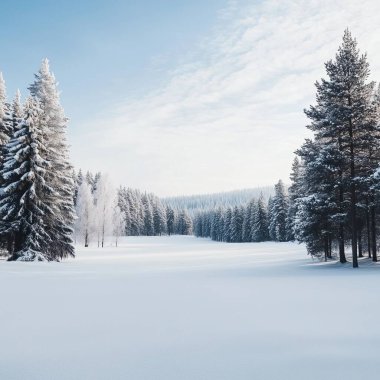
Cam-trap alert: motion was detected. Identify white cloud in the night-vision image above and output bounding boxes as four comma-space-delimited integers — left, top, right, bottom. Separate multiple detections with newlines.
71, 0, 380, 196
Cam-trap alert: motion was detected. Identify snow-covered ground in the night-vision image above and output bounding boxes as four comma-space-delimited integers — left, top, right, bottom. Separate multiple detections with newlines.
0, 236, 379, 380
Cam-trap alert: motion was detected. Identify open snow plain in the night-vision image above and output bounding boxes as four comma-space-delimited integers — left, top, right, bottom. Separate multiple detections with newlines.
0, 236, 379, 380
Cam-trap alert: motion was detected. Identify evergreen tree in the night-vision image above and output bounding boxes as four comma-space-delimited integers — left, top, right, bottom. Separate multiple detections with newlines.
268, 181, 289, 242
142, 194, 154, 236
29, 59, 75, 259
0, 98, 54, 260
176, 209, 192, 235
166, 205, 175, 236
252, 194, 269, 242
300, 30, 380, 266
286, 157, 301, 241
0, 73, 12, 147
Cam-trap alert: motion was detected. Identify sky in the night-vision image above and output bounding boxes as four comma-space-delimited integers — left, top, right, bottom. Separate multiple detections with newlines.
2, 0, 380, 196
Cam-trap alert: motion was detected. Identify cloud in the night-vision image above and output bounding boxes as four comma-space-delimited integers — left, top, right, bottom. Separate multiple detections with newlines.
71, 0, 380, 196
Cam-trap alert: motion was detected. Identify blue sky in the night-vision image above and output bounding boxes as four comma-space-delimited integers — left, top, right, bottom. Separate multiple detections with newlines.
1, 0, 226, 123
2, 0, 380, 196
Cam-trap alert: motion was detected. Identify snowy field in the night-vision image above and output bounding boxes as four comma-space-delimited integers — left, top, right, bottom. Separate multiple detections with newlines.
0, 236, 379, 380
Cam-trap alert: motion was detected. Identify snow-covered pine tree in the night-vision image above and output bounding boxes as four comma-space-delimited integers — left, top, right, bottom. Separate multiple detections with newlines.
29, 59, 75, 259
242, 201, 254, 242
285, 157, 301, 241
269, 180, 289, 242
252, 193, 269, 242
223, 207, 232, 242
0, 73, 13, 149
248, 199, 258, 242
176, 209, 192, 235
230, 206, 244, 242
166, 205, 175, 236
0, 97, 54, 261
295, 140, 337, 260
302, 30, 379, 266
153, 198, 167, 235
11, 90, 22, 131
142, 194, 154, 236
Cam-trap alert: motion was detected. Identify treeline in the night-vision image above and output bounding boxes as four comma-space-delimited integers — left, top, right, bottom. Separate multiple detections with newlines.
117, 187, 192, 236
0, 60, 75, 261
288, 30, 380, 267
194, 180, 290, 243
73, 170, 193, 247
164, 186, 273, 216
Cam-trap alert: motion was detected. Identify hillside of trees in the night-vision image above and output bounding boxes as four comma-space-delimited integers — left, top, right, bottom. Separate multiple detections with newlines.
164, 187, 274, 216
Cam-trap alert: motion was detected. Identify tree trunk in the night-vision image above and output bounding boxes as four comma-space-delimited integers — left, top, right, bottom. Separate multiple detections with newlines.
338, 224, 346, 263
371, 204, 377, 262
328, 236, 332, 259
366, 205, 371, 258
337, 154, 346, 263
358, 228, 363, 258
348, 114, 358, 268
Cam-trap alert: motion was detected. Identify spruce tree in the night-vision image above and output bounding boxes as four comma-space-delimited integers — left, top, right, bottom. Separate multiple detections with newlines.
252, 194, 269, 242
29, 59, 75, 259
0, 98, 54, 261
0, 73, 13, 147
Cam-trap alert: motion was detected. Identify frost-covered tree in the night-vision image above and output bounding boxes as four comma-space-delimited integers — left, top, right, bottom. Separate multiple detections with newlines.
252, 194, 269, 242
94, 174, 115, 247
29, 59, 75, 259
0, 98, 54, 261
75, 181, 95, 247
0, 73, 12, 148
142, 194, 154, 236
176, 209, 192, 235
230, 206, 243, 242
166, 205, 175, 236
153, 198, 167, 235
268, 180, 289, 242
113, 204, 125, 247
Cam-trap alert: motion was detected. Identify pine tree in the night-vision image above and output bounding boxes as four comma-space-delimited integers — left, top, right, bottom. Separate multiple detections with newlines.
166, 205, 175, 236
268, 181, 289, 242
301, 30, 379, 266
252, 193, 269, 242
0, 98, 54, 261
142, 194, 154, 236
0, 73, 13, 148
286, 157, 301, 241
29, 59, 75, 259
177, 209, 192, 235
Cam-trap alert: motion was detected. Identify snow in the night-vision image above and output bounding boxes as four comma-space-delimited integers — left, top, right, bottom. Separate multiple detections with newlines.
0, 236, 379, 379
